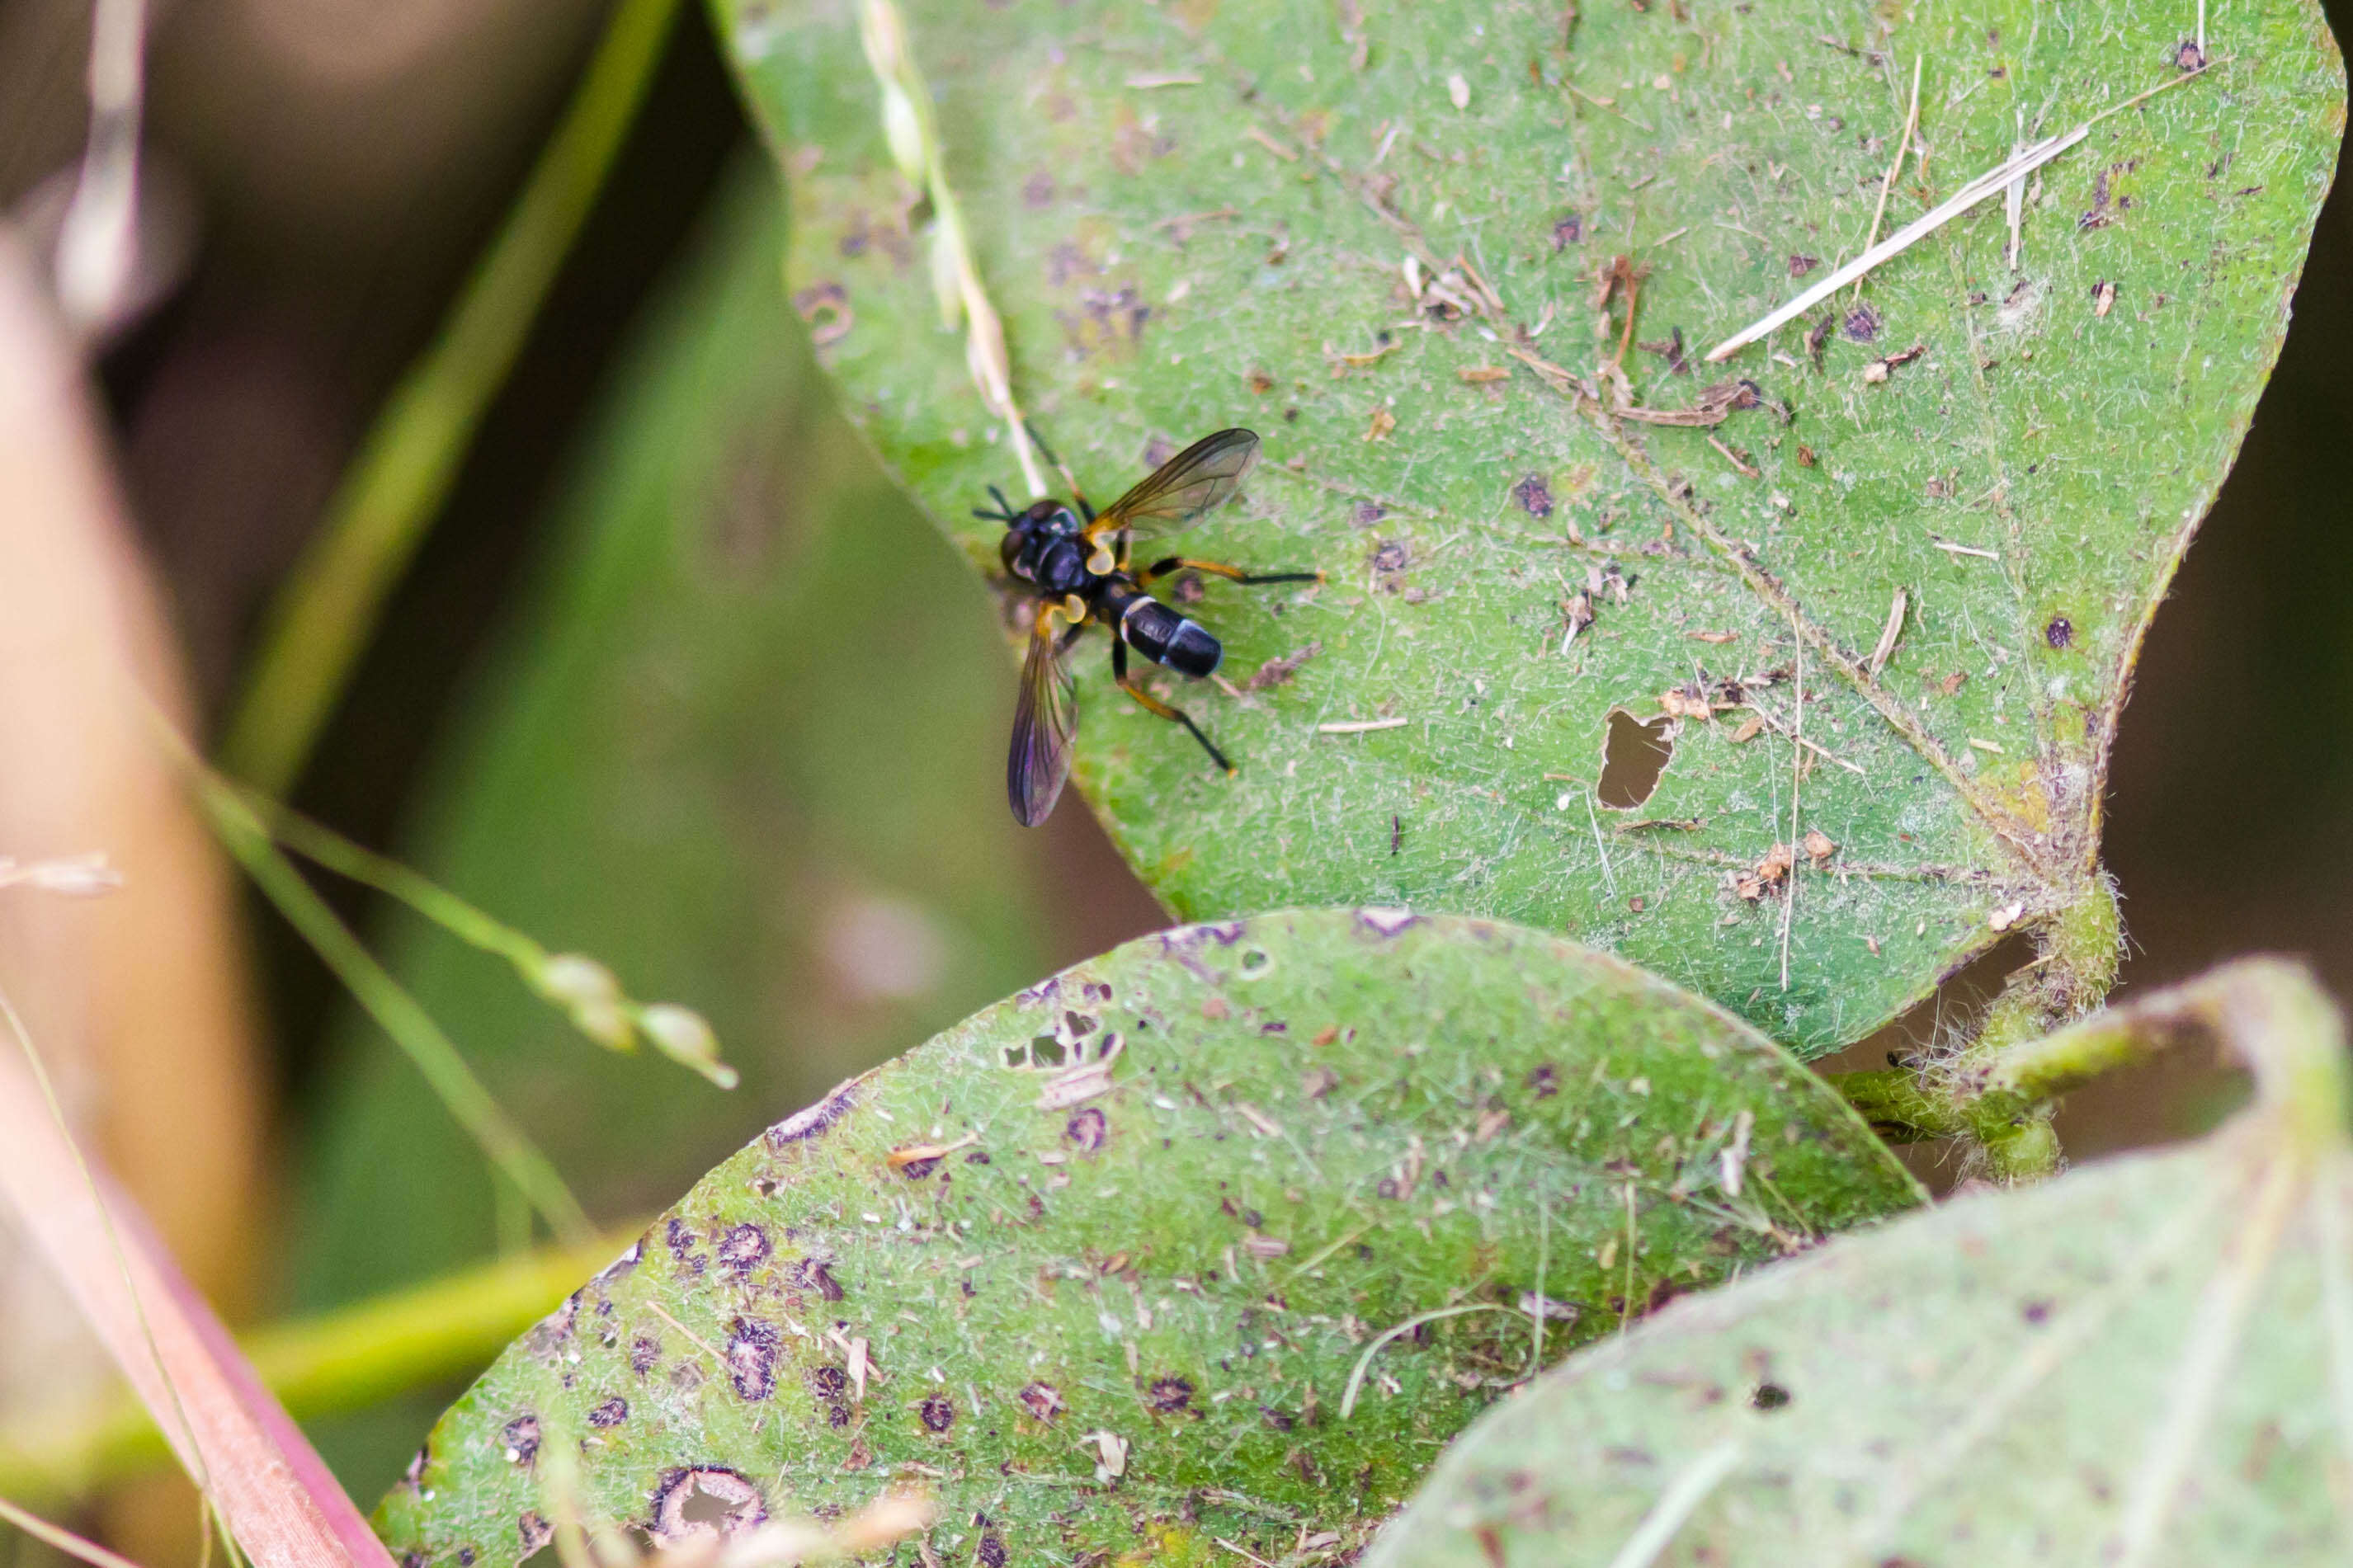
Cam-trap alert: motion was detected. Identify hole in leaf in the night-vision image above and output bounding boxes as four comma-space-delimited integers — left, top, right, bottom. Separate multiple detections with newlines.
1238, 948, 1273, 977
1031, 1034, 1067, 1067
1596, 709, 1674, 808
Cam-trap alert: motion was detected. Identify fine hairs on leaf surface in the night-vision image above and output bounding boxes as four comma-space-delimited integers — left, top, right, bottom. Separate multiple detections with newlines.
719, 0, 2341, 1056
380, 910, 1917, 1566
1364, 956, 2353, 1567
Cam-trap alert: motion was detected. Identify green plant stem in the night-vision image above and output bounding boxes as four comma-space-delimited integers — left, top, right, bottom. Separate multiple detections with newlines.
197, 777, 594, 1246
219, 0, 685, 795
0, 1235, 634, 1504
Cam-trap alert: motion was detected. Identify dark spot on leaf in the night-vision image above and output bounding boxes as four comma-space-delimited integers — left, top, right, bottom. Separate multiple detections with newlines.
1841, 304, 1881, 342
1511, 473, 1554, 517
726, 1318, 780, 1401
664, 1218, 696, 1260
1353, 501, 1385, 526
809, 1365, 849, 1399
766, 1078, 859, 1147
1527, 1063, 1558, 1097
2044, 616, 2072, 649
517, 1514, 553, 1559
2022, 1298, 2054, 1325
1141, 436, 1177, 469
630, 1335, 661, 1375
1148, 1376, 1195, 1414
456, 1551, 474, 1566
502, 1415, 540, 1466
1020, 1381, 1067, 1422
2176, 37, 2206, 71
588, 1396, 629, 1429
1788, 253, 1819, 276
649, 1467, 766, 1542
1022, 171, 1054, 207
1550, 212, 1582, 249
1751, 1382, 1793, 1410
977, 1533, 1007, 1568
1065, 1106, 1108, 1151
1261, 1406, 1295, 1431
718, 1224, 771, 1275
919, 1395, 957, 1432
826, 1401, 851, 1428
1598, 710, 1673, 808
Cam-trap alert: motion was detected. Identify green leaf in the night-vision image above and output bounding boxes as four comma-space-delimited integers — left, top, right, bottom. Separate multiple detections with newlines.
287, 164, 1055, 1490
714, 0, 2341, 1052
378, 909, 1918, 1563
1364, 959, 2353, 1568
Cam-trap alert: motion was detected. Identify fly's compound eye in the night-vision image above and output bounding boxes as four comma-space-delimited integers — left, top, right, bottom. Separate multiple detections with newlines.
999, 530, 1024, 574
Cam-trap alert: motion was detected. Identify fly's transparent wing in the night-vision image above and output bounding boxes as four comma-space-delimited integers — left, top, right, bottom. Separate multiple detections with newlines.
1087, 428, 1260, 544
1006, 613, 1078, 826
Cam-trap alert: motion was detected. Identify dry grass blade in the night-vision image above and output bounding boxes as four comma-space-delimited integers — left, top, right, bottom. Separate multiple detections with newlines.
1706, 64, 2212, 361
0, 1494, 152, 1568
0, 1005, 394, 1568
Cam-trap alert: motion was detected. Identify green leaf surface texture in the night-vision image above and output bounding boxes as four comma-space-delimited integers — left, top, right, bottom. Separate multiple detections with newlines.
1365, 1077, 2353, 1566
379, 910, 1918, 1563
717, 0, 2341, 1052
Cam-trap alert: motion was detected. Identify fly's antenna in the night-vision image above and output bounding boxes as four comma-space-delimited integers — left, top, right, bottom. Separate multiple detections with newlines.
1024, 418, 1088, 514
971, 483, 1024, 525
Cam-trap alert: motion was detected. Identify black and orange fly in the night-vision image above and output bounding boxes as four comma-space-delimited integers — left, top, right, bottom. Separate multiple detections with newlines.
974, 428, 1318, 826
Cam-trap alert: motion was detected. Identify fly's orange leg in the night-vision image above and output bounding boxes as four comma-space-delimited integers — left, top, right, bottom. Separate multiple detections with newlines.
1112, 637, 1233, 775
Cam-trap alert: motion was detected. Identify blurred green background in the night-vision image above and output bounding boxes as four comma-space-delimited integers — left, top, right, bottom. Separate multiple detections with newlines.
0, 0, 2346, 1537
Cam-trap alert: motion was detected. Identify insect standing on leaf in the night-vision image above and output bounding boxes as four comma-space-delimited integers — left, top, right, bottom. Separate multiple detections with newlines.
975, 427, 1321, 826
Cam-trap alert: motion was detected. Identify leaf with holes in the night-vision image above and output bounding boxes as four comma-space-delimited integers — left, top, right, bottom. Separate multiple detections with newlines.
715, 0, 2341, 1052
377, 910, 1917, 1564
1363, 960, 2353, 1568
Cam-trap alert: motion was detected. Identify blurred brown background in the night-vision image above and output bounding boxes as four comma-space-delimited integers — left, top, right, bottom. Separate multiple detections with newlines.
0, 0, 2344, 1541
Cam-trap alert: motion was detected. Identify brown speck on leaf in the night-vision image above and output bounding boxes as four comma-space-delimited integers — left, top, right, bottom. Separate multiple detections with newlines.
1527, 1063, 1559, 1098
1861, 344, 1925, 384
717, 1223, 771, 1275
1172, 574, 1206, 605
1636, 327, 1693, 374
1246, 642, 1322, 690
1841, 304, 1880, 342
1021, 1381, 1067, 1422
1458, 365, 1511, 384
1311, 1024, 1340, 1047
1788, 253, 1820, 277
1551, 212, 1584, 250
1065, 1105, 1110, 1151
1148, 1376, 1195, 1414
1795, 445, 1818, 467
1201, 996, 1230, 1020
502, 1414, 540, 1466
792, 282, 852, 347
2046, 616, 2074, 648
1247, 367, 1276, 393
1802, 830, 1837, 864
1022, 171, 1055, 207
1659, 685, 1712, 719
1302, 1066, 1341, 1098
1735, 842, 1794, 901
1936, 671, 1969, 698
2092, 280, 2117, 318
1629, 895, 1646, 912
1730, 715, 1765, 744
2176, 38, 2206, 71
1512, 473, 1555, 516
1805, 313, 1834, 369
518, 1514, 553, 1556
918, 1395, 956, 1433
1353, 500, 1386, 527
588, 1396, 628, 1428
726, 1319, 780, 1401
1365, 407, 1397, 442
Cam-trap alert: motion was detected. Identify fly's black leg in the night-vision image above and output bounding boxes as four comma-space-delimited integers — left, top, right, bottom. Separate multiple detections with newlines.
1113, 637, 1233, 775
1137, 556, 1323, 589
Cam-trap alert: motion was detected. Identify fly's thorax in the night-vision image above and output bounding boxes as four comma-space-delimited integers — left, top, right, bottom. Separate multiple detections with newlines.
999, 501, 1084, 583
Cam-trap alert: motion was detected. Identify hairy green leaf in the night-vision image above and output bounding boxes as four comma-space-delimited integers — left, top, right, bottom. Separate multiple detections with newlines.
1365, 962, 2353, 1568
379, 910, 1917, 1563
716, 0, 2341, 1052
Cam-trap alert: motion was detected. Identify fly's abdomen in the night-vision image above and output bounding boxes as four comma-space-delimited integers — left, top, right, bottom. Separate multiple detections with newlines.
1119, 596, 1222, 677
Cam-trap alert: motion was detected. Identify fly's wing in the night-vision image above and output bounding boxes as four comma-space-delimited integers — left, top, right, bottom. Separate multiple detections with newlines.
1086, 428, 1260, 544
1006, 613, 1079, 826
